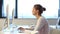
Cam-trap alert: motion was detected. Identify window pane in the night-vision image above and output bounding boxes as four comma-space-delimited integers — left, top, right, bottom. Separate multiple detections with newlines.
18, 0, 59, 18
2, 0, 16, 19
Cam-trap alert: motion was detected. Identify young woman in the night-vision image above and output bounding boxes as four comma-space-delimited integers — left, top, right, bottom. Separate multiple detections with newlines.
32, 4, 49, 34
18, 4, 49, 34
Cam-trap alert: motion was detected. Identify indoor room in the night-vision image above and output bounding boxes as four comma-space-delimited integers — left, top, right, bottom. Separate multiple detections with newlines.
0, 0, 60, 34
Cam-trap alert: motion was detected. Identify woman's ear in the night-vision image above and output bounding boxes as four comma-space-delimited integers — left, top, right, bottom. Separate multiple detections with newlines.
36, 10, 40, 15
37, 10, 39, 13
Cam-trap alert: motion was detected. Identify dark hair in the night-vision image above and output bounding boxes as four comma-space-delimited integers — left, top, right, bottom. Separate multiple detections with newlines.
34, 4, 46, 15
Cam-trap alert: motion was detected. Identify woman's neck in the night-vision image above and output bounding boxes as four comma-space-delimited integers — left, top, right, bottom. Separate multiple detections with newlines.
36, 15, 41, 19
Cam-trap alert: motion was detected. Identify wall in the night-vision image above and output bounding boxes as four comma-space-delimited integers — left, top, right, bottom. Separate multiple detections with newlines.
12, 18, 58, 25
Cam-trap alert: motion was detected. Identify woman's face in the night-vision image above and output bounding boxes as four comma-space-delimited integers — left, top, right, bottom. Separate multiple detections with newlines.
32, 7, 39, 16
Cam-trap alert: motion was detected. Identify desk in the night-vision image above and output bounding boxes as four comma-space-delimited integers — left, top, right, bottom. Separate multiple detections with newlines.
2, 24, 60, 34
49, 25, 60, 29
2, 24, 27, 34
2, 24, 38, 34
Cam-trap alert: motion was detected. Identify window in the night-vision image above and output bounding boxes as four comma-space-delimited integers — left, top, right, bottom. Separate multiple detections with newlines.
2, 0, 16, 19
18, 0, 59, 18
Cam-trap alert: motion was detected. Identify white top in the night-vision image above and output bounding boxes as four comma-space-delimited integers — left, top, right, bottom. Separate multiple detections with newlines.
34, 16, 49, 34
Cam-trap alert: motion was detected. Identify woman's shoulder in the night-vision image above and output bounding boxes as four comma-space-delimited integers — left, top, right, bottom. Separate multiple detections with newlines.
40, 16, 48, 23
40, 16, 46, 20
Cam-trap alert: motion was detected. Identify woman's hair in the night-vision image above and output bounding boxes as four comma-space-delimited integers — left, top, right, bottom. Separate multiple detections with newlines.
34, 4, 46, 15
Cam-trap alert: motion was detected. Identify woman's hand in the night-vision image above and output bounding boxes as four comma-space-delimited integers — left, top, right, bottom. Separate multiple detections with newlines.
18, 27, 25, 31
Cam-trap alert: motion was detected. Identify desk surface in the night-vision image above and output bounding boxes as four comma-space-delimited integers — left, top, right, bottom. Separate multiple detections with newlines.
2, 24, 35, 34
1, 24, 60, 34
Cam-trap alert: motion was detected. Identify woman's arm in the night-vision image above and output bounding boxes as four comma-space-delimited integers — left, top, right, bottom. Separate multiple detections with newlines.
18, 26, 34, 31
25, 28, 34, 30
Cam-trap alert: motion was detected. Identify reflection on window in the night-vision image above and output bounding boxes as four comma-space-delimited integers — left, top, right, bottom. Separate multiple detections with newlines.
18, 0, 59, 18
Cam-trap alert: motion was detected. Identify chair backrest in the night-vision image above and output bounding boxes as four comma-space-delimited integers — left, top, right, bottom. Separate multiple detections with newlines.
57, 18, 60, 25
58, 19, 60, 25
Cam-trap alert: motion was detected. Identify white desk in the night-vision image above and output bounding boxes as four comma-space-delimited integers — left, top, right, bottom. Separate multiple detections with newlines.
2, 24, 37, 34
49, 25, 60, 29
2, 24, 60, 34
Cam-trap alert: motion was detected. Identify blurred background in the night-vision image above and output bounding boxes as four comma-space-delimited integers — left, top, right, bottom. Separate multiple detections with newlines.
0, 0, 60, 28
0, 0, 60, 34
1, 0, 59, 18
